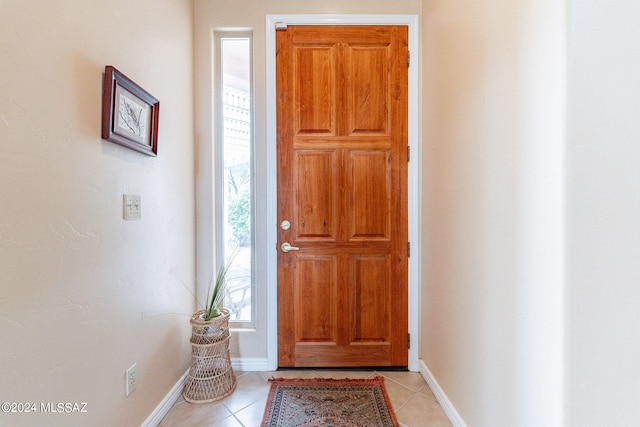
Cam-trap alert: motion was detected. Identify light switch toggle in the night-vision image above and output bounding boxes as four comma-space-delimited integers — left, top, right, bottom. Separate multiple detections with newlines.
123, 194, 141, 220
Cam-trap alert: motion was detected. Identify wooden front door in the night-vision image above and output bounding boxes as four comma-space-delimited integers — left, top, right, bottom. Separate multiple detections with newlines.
276, 25, 408, 367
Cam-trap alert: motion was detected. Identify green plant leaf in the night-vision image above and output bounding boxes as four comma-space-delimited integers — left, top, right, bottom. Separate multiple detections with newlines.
203, 247, 238, 321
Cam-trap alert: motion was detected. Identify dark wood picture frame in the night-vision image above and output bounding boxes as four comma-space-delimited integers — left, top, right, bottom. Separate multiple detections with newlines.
102, 65, 159, 156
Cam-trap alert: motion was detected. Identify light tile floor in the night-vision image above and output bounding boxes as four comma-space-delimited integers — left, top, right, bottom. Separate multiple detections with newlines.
159, 370, 453, 427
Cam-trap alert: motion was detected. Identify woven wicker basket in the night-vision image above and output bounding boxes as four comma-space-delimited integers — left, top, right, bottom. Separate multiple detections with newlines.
183, 309, 236, 403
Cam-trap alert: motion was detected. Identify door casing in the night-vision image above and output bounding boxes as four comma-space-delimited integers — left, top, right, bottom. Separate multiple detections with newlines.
265, 14, 420, 371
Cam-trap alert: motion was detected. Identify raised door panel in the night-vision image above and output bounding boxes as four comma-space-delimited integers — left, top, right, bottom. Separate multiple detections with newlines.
348, 46, 389, 135
294, 255, 338, 343
294, 46, 336, 135
349, 151, 391, 240
295, 150, 337, 239
350, 255, 391, 343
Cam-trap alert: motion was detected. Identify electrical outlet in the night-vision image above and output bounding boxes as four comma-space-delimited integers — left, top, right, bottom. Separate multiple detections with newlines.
123, 194, 141, 220
126, 363, 137, 396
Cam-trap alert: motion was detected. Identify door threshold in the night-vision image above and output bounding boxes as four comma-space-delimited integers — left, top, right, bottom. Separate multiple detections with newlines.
276, 366, 409, 372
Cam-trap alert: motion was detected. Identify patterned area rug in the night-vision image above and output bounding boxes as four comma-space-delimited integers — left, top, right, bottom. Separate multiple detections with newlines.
261, 376, 398, 427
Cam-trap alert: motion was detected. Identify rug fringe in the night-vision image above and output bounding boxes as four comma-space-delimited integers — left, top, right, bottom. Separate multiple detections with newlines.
267, 375, 386, 384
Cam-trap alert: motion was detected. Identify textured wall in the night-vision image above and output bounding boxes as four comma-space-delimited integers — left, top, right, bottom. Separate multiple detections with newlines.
0, 1, 195, 425
421, 0, 565, 425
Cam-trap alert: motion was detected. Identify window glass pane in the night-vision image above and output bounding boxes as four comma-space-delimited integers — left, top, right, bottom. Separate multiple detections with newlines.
221, 37, 252, 322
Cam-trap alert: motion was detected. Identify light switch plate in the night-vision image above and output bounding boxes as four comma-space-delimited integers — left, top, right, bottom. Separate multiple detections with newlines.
126, 363, 137, 396
123, 194, 141, 220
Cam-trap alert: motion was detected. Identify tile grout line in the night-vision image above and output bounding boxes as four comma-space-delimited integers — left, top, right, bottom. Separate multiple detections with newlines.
379, 372, 440, 402
392, 391, 418, 413
377, 373, 432, 414
230, 412, 246, 427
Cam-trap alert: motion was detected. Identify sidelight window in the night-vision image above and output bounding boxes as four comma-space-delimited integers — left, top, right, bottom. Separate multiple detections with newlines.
215, 33, 253, 325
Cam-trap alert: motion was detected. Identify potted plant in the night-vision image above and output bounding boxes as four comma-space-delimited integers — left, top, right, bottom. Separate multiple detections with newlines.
183, 250, 238, 403
204, 249, 235, 319
191, 248, 239, 339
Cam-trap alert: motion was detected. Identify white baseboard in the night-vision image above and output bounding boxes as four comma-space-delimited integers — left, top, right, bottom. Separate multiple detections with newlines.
418, 360, 467, 427
142, 369, 188, 427
231, 357, 269, 371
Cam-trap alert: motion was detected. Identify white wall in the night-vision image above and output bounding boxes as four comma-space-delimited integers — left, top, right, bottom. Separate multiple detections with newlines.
0, 1, 194, 425
421, 0, 565, 425
194, 0, 421, 363
566, 1, 640, 425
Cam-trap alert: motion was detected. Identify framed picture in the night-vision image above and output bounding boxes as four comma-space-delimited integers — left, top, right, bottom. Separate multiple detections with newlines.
102, 65, 159, 156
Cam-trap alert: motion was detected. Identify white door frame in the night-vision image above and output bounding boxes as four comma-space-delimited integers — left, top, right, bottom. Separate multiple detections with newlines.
265, 14, 420, 371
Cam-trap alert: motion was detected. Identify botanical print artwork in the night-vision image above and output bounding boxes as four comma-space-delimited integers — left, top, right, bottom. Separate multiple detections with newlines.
102, 66, 158, 156
117, 92, 147, 140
